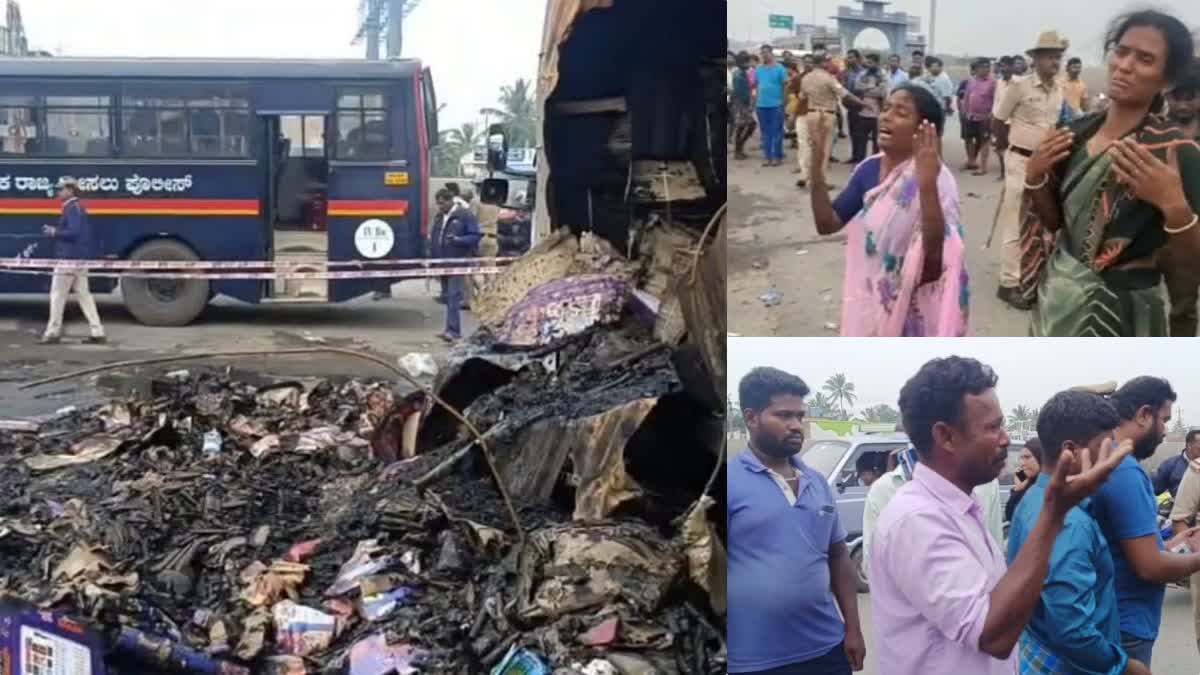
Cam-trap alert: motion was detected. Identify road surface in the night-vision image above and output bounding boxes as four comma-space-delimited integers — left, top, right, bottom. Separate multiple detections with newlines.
855, 587, 1198, 674
0, 280, 466, 418
728, 115, 1035, 337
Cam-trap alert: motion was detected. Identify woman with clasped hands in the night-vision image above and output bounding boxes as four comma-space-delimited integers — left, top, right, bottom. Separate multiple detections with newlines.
810, 84, 969, 337
1022, 9, 1200, 337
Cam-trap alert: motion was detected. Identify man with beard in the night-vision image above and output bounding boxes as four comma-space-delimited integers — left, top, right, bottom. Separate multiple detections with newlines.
1163, 64, 1200, 335
870, 357, 1131, 674
728, 367, 866, 674
1007, 391, 1148, 675
1092, 376, 1200, 667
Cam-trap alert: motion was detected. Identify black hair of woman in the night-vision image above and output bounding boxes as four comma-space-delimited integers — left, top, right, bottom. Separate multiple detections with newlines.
891, 83, 947, 136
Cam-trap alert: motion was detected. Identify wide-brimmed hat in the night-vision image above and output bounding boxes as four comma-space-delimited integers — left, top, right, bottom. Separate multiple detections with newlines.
1069, 381, 1117, 396
1027, 31, 1069, 56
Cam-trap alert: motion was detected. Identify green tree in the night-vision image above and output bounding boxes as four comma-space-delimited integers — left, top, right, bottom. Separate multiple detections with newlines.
1009, 405, 1032, 431
727, 399, 747, 435
823, 374, 857, 420
481, 78, 537, 148
862, 403, 900, 424
433, 121, 483, 177
809, 392, 836, 418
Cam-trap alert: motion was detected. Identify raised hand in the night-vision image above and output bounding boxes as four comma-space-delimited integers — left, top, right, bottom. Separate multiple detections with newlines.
1110, 139, 1189, 213
1043, 437, 1132, 517
1025, 128, 1075, 185
914, 120, 941, 188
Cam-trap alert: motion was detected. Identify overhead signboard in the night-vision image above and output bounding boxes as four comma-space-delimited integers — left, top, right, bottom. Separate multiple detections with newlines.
768, 14, 794, 30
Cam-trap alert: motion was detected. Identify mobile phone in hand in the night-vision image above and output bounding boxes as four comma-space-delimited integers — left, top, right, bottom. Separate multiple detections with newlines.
1015, 470, 1027, 483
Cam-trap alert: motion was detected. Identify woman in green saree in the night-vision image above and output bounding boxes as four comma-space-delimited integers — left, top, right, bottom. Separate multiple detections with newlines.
1021, 10, 1200, 336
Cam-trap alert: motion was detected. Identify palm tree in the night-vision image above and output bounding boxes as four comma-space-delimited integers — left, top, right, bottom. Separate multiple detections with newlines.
481, 78, 537, 148
823, 374, 857, 419
434, 121, 483, 177
809, 392, 835, 418
1009, 405, 1031, 429
863, 404, 900, 424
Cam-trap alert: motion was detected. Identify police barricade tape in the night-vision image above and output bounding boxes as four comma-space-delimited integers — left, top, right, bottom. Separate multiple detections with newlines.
0, 256, 515, 271
0, 265, 505, 280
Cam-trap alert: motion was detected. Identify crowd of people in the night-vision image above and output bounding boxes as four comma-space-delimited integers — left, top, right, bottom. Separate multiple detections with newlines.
730, 361, 1200, 675
729, 9, 1200, 338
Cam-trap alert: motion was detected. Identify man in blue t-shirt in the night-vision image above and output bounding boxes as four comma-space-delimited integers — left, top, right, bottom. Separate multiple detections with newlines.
1092, 377, 1200, 667
754, 45, 789, 167
728, 367, 865, 674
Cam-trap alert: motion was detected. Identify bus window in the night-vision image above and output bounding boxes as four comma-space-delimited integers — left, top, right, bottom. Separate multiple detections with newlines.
0, 95, 37, 156
44, 95, 112, 157
280, 115, 325, 158
185, 86, 250, 157
421, 67, 438, 148
336, 89, 389, 160
123, 107, 187, 156
123, 86, 250, 158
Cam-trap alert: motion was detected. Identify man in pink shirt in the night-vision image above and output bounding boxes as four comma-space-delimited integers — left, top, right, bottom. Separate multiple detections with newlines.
869, 356, 1132, 675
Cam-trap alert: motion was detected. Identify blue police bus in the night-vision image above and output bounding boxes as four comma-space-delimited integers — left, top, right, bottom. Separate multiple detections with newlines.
0, 57, 438, 325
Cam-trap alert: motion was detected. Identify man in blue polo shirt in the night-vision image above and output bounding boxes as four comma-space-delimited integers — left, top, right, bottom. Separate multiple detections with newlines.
729, 367, 865, 674
1092, 377, 1200, 667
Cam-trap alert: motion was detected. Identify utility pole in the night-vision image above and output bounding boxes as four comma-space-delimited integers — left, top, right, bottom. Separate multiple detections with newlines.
928, 0, 937, 54
386, 0, 404, 58
363, 0, 382, 60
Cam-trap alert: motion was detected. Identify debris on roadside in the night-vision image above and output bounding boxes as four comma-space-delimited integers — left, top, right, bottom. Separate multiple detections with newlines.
759, 288, 782, 307
2, 323, 725, 674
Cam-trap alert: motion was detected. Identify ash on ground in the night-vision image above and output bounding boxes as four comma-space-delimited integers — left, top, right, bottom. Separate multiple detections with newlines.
0, 319, 726, 675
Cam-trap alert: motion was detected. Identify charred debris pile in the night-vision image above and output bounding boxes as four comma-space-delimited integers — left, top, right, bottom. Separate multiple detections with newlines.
0, 230, 727, 674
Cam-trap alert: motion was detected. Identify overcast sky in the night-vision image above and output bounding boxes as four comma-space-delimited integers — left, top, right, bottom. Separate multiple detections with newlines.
730, 0, 1200, 60
729, 338, 1200, 424
21, 0, 542, 130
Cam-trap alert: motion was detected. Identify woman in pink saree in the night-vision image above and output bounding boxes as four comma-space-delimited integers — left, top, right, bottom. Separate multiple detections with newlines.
810, 84, 970, 336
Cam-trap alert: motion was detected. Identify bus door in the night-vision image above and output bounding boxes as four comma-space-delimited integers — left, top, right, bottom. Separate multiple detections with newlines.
325, 85, 425, 303
260, 111, 330, 301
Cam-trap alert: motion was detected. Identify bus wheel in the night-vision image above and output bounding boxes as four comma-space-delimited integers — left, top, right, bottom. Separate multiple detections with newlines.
121, 239, 210, 327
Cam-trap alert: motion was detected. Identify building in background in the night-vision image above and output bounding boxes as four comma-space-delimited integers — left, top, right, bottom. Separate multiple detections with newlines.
0, 0, 30, 56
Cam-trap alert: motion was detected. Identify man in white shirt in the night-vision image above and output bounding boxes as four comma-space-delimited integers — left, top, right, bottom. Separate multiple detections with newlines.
862, 446, 1005, 569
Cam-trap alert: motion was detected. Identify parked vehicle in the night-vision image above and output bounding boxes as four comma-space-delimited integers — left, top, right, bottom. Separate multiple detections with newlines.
802, 435, 1019, 593
0, 58, 439, 325
801, 434, 908, 593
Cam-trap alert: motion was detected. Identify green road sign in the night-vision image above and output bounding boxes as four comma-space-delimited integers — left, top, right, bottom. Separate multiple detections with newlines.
768, 14, 794, 30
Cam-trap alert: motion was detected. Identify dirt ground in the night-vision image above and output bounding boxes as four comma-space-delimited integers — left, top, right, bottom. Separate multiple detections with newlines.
728, 114, 1041, 337
0, 280, 465, 419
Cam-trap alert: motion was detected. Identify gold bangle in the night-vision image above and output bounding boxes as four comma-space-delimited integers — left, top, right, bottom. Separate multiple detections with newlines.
1164, 212, 1200, 235
1023, 174, 1050, 191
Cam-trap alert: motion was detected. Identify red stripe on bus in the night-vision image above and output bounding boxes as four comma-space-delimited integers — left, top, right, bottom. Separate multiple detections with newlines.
327, 200, 409, 211
414, 70, 431, 239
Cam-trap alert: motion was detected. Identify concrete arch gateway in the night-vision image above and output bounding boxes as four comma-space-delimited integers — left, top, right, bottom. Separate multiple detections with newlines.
833, 0, 925, 56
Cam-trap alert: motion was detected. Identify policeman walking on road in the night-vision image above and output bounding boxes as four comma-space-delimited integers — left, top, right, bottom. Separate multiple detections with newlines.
40, 176, 106, 345
434, 188, 481, 343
